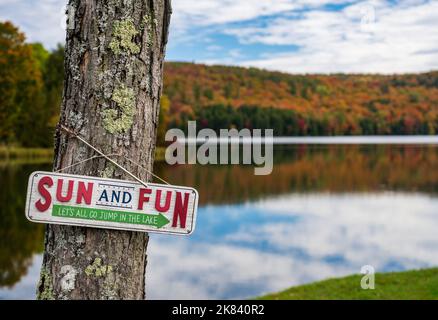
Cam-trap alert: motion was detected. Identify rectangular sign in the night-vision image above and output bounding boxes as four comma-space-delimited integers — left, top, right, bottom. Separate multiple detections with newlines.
25, 171, 198, 235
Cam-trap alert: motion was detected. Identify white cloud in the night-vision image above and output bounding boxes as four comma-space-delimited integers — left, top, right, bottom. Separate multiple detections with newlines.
171, 0, 344, 28
172, 0, 295, 26
0, 0, 347, 49
169, 0, 349, 45
0, 0, 66, 48
1, 1, 437, 73
225, 0, 438, 73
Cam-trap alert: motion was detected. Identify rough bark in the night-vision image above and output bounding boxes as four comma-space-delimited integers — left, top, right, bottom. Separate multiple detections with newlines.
37, 0, 171, 300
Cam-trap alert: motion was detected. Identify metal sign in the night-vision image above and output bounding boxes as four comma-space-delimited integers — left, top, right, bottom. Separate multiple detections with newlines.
25, 171, 198, 235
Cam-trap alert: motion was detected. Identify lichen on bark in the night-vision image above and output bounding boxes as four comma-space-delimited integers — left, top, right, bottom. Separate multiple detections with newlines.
109, 18, 140, 55
60, 265, 78, 293
37, 268, 54, 300
102, 85, 136, 134
85, 257, 114, 277
142, 13, 156, 48
101, 164, 116, 178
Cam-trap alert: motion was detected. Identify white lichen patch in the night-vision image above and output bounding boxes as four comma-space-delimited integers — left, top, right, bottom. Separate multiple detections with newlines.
60, 265, 78, 293
66, 110, 85, 128
109, 18, 140, 55
85, 257, 114, 277
102, 84, 136, 134
102, 273, 119, 300
76, 234, 85, 245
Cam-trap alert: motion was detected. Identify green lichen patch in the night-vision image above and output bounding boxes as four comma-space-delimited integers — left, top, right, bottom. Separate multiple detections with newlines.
102, 164, 116, 178
142, 14, 152, 28
141, 14, 156, 48
109, 18, 140, 55
85, 257, 114, 277
102, 85, 136, 134
37, 268, 54, 300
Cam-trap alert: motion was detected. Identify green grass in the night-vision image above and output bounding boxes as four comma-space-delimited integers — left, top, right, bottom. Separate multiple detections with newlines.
259, 268, 438, 300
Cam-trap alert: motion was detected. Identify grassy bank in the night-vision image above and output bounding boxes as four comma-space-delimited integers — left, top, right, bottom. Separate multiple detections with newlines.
0, 146, 166, 162
259, 268, 438, 300
0, 146, 54, 159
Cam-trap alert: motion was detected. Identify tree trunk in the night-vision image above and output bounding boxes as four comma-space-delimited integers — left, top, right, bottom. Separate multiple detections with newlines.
37, 0, 172, 300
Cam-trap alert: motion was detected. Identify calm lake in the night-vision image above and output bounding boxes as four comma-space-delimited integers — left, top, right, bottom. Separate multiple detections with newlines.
1, 138, 437, 299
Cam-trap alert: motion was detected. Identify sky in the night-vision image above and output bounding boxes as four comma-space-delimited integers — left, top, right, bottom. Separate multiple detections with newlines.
0, 0, 437, 74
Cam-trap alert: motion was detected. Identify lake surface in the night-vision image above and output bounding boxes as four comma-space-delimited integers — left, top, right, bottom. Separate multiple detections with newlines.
0, 141, 437, 299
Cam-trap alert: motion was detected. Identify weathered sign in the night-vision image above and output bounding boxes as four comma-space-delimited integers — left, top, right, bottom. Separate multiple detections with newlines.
25, 171, 198, 235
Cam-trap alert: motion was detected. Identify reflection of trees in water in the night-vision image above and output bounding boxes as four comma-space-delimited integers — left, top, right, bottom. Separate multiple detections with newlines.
0, 164, 48, 287
2, 145, 436, 287
154, 145, 438, 205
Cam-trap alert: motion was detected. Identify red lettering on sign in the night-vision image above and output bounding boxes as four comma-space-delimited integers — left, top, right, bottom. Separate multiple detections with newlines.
76, 182, 94, 205
35, 176, 53, 212
172, 192, 190, 228
56, 179, 74, 202
155, 190, 172, 212
138, 188, 152, 210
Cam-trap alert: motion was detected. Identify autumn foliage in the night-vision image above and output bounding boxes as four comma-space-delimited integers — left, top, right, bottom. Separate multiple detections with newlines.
1, 21, 438, 148
163, 62, 438, 136
0, 21, 63, 147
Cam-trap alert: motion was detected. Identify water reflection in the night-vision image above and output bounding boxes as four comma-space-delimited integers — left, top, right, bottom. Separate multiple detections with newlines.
0, 145, 437, 299
147, 193, 438, 299
155, 145, 438, 205
0, 164, 47, 289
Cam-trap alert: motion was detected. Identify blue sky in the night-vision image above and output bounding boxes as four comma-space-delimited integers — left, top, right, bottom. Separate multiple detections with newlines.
1, 0, 437, 73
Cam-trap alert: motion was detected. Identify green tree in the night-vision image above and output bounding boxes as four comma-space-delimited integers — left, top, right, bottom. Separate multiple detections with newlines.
0, 21, 29, 143
0, 22, 51, 147
43, 44, 65, 133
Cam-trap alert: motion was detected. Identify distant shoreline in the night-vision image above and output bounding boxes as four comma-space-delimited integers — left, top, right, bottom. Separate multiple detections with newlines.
1, 136, 436, 162
0, 146, 167, 162
0, 146, 53, 159
172, 135, 438, 145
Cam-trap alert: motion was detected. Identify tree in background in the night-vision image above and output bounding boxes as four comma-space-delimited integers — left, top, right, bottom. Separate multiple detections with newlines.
42, 45, 65, 135
15, 43, 51, 147
157, 94, 170, 145
0, 21, 63, 147
0, 22, 44, 145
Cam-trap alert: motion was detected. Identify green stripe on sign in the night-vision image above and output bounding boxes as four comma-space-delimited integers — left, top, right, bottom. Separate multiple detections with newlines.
52, 204, 170, 229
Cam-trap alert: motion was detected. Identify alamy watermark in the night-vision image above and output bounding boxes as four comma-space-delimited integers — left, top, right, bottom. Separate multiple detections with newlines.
359, 2, 377, 32
165, 121, 274, 176
360, 265, 375, 290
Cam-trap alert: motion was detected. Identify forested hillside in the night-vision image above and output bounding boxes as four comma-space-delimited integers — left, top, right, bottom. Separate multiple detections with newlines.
1, 21, 438, 148
163, 63, 438, 136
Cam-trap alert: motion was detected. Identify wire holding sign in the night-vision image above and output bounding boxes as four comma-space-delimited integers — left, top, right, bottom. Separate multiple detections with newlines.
25, 171, 199, 235
59, 124, 172, 186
